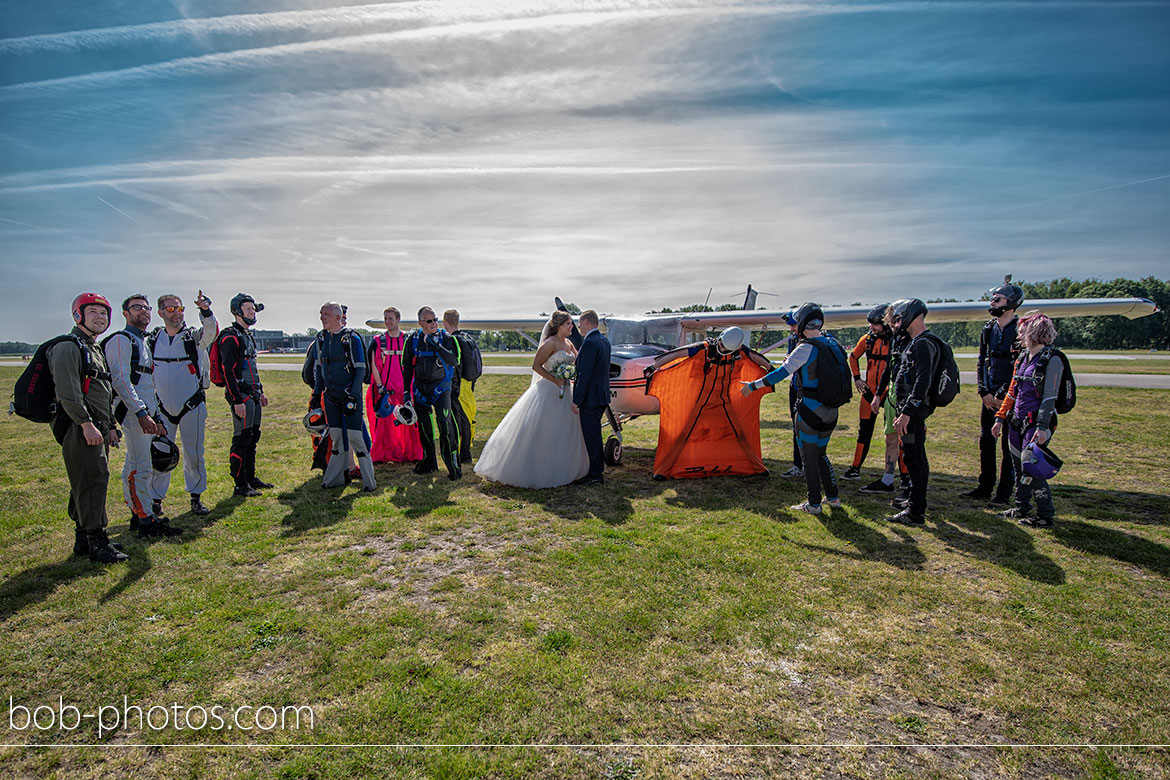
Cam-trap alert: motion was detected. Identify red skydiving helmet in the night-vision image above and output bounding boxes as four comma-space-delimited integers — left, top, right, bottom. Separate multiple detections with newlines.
72, 292, 112, 323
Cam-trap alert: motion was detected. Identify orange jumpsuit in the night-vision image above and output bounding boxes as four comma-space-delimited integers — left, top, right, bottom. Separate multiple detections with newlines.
848, 331, 891, 470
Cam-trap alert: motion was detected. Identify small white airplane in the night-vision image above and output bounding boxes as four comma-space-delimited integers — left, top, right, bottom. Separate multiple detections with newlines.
370, 287, 1158, 465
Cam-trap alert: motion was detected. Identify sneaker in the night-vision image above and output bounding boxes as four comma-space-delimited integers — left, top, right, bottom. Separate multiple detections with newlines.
842, 467, 861, 481
1001, 507, 1029, 520
825, 498, 843, 509
887, 509, 925, 526
790, 502, 822, 515
960, 488, 992, 500
248, 478, 274, 490
780, 466, 804, 478
233, 485, 262, 498
860, 478, 895, 494
890, 496, 910, 510
1019, 516, 1054, 528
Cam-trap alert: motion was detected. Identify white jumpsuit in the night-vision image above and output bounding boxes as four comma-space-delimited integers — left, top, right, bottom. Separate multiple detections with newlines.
149, 311, 218, 501
104, 328, 158, 520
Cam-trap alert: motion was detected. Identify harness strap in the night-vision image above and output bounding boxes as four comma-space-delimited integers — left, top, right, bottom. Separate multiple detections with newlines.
158, 389, 206, 425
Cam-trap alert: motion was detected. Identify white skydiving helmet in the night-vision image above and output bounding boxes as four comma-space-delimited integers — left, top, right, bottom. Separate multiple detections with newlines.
393, 402, 417, 427
717, 326, 746, 354
303, 408, 328, 436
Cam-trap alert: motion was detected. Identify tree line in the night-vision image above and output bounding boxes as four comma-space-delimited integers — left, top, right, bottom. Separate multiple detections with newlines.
827, 276, 1168, 351
5, 278, 1163, 355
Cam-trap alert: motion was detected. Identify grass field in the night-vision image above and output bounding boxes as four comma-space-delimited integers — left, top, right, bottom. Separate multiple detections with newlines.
1, 366, 1168, 779
250, 350, 1170, 375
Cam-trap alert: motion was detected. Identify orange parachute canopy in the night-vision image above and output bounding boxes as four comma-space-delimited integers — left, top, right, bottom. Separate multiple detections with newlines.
646, 343, 772, 479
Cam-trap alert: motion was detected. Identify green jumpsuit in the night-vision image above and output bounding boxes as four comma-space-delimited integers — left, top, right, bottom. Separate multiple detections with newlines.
48, 327, 116, 534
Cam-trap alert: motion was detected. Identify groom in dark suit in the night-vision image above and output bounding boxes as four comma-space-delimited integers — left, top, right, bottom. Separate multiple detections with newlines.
571, 309, 611, 485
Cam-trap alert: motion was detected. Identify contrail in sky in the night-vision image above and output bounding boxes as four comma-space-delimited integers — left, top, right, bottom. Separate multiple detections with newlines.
96, 194, 150, 229
994, 173, 1170, 213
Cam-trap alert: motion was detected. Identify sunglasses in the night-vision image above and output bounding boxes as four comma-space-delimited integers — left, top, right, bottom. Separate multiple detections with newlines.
422, 318, 436, 324
127, 304, 152, 312
163, 305, 185, 313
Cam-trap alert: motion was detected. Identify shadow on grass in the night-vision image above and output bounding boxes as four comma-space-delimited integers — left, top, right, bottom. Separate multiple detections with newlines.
277, 475, 365, 535
926, 513, 1066, 584
386, 474, 460, 520
98, 492, 250, 600
475, 472, 637, 526
0, 557, 103, 622
812, 510, 928, 571
1059, 486, 1170, 527
99, 539, 153, 603
1051, 520, 1170, 578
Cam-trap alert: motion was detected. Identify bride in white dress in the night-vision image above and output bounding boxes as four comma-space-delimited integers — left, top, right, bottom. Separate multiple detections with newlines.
475, 311, 591, 488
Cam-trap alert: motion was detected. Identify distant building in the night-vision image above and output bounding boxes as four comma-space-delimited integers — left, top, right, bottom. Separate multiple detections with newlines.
251, 330, 315, 352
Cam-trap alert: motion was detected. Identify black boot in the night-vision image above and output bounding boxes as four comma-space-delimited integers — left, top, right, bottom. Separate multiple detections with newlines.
234, 485, 261, 497
137, 516, 183, 539
74, 528, 123, 556
190, 494, 210, 516
88, 530, 129, 563
245, 430, 271, 489
151, 499, 169, 522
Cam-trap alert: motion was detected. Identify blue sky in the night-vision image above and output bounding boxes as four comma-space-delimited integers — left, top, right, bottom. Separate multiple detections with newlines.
2, 0, 1168, 341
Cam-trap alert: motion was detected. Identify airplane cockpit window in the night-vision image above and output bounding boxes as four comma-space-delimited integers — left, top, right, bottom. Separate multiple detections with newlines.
604, 317, 680, 347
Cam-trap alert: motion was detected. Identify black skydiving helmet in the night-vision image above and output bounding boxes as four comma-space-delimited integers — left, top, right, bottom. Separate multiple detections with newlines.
867, 303, 891, 335
793, 302, 825, 336
890, 298, 928, 335
230, 293, 265, 325
150, 435, 180, 473
988, 277, 1024, 317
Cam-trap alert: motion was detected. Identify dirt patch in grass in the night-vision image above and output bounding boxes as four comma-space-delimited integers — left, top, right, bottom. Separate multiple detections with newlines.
348, 525, 564, 615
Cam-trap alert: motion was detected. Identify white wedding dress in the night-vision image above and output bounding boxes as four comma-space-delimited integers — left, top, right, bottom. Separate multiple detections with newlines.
475, 349, 590, 488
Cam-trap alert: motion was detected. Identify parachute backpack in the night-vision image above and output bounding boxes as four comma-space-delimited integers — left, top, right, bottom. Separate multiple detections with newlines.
923, 332, 961, 408
1019, 347, 1077, 414
454, 332, 483, 384
209, 328, 242, 387
11, 293, 113, 428
803, 336, 853, 409
10, 334, 105, 424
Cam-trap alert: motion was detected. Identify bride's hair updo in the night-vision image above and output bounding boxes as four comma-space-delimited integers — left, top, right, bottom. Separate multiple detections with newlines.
544, 311, 572, 339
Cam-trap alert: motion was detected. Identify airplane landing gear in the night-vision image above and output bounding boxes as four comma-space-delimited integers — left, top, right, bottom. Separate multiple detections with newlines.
603, 405, 624, 466
605, 436, 622, 466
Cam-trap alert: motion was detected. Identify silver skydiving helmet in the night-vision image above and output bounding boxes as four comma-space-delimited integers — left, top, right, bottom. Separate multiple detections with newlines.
716, 326, 746, 355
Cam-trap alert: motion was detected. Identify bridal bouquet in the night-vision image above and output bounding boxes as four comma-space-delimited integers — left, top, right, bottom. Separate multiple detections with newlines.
551, 362, 577, 398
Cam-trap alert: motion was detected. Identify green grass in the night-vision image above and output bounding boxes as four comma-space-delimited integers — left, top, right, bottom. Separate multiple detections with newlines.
1, 367, 1168, 779
251, 350, 1170, 374
953, 358, 1170, 375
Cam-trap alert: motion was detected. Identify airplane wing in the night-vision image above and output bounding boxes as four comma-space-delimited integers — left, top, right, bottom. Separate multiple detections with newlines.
365, 317, 548, 331
365, 297, 1157, 335
671, 297, 1158, 331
